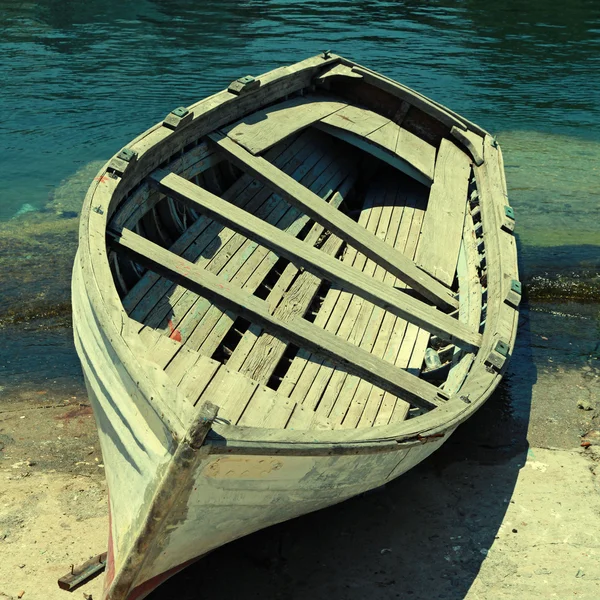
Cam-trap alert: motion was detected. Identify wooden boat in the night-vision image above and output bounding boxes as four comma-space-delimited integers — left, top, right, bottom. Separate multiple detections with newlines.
72, 53, 519, 599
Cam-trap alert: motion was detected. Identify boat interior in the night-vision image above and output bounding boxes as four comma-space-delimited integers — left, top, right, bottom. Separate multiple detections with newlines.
106, 70, 487, 433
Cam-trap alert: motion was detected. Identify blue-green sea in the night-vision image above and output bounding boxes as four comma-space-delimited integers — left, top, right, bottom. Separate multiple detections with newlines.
0, 4, 599, 598
0, 1, 598, 391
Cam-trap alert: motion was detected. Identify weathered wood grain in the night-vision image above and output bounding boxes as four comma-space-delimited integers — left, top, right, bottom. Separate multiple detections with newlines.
109, 228, 447, 411
225, 95, 347, 155
320, 104, 389, 137
415, 138, 471, 286
231, 180, 353, 383
319, 107, 436, 183
149, 170, 480, 348
209, 132, 458, 310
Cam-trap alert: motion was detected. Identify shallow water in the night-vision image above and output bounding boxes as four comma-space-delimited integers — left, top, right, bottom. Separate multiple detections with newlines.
0, 1, 598, 383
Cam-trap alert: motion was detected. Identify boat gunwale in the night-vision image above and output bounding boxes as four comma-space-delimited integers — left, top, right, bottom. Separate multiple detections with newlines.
76, 53, 518, 451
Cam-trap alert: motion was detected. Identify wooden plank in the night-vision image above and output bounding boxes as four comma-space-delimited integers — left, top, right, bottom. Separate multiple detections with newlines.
161, 136, 348, 367
238, 386, 292, 428
135, 131, 318, 329
296, 180, 398, 421
208, 132, 458, 310
352, 183, 429, 428
149, 170, 480, 348
178, 355, 221, 404
320, 104, 389, 138
225, 95, 347, 155
366, 121, 399, 154
395, 127, 436, 183
332, 183, 401, 428
334, 182, 428, 428
197, 367, 258, 423
143, 153, 342, 397
109, 228, 448, 411
415, 138, 471, 286
239, 226, 345, 384
444, 210, 481, 395
187, 151, 352, 357
319, 107, 436, 183
286, 403, 333, 430
224, 185, 349, 374
279, 183, 391, 405
345, 183, 414, 428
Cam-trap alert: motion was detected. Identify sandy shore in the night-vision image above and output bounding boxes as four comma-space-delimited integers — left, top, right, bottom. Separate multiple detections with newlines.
1, 301, 598, 600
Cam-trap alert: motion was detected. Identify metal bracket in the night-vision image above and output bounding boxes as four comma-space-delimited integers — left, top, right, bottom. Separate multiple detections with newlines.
505, 279, 522, 308
58, 552, 107, 591
163, 106, 193, 130
501, 205, 515, 233
107, 147, 138, 177
228, 75, 260, 95
322, 49, 332, 59
484, 339, 510, 371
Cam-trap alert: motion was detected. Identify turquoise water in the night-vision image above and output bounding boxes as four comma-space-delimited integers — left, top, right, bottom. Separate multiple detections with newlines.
1, 0, 598, 264
0, 1, 598, 372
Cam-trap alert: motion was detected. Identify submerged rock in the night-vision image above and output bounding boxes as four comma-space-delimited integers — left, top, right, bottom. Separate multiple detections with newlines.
12, 203, 37, 219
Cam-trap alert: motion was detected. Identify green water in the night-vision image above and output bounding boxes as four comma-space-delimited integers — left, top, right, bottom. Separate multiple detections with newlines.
0, 1, 598, 387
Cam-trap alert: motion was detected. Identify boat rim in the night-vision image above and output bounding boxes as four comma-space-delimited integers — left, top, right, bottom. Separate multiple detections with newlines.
75, 53, 518, 453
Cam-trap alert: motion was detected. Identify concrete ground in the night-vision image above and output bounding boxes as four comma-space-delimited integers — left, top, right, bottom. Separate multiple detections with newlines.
0, 301, 599, 600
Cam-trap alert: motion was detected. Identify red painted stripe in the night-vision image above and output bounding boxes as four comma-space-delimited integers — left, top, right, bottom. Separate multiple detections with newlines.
126, 555, 203, 600
103, 489, 116, 592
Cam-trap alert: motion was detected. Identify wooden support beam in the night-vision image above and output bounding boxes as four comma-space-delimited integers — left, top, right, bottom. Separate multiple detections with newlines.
206, 132, 459, 311
148, 170, 481, 349
451, 126, 484, 166
108, 228, 448, 411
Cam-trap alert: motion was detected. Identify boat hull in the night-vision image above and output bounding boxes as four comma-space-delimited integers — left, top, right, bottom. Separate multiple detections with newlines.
74, 251, 449, 599
71, 53, 519, 599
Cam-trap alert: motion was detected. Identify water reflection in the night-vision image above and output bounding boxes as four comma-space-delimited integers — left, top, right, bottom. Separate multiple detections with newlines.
2, 0, 599, 217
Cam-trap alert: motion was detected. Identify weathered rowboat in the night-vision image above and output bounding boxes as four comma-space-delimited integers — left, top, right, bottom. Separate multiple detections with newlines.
72, 53, 519, 599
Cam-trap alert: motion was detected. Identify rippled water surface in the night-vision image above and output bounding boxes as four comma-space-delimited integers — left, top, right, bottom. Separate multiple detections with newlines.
0, 0, 598, 315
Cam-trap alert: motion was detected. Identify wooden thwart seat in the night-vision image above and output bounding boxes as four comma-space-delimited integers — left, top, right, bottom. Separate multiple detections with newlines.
148, 169, 480, 349
208, 132, 458, 310
223, 95, 435, 186
109, 227, 447, 412
278, 175, 431, 429
225, 95, 347, 155
315, 106, 435, 186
